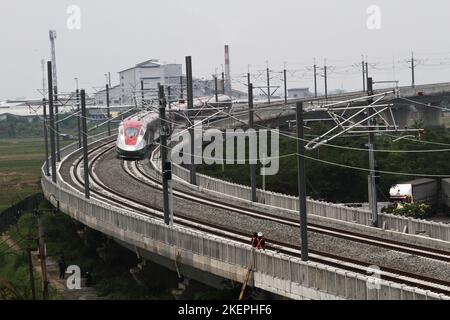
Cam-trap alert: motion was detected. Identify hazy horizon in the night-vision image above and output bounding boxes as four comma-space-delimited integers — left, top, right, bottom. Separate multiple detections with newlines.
2, 0, 450, 100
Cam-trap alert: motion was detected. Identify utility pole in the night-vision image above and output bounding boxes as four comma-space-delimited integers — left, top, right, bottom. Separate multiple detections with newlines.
313, 62, 317, 98
367, 77, 378, 227
55, 96, 60, 162
41, 58, 48, 172
324, 63, 328, 100
283, 68, 288, 105
43, 98, 50, 177
266, 65, 271, 104
141, 80, 145, 106
49, 30, 60, 162
108, 72, 111, 87
167, 86, 172, 109
362, 56, 366, 92
80, 90, 90, 199
221, 71, 225, 94
186, 56, 196, 185
296, 102, 309, 261
27, 249, 36, 300
47, 61, 57, 184
41, 59, 49, 174
224, 45, 232, 97
36, 211, 49, 300
180, 75, 184, 99
248, 83, 257, 202
411, 51, 415, 88
106, 84, 111, 136
214, 76, 218, 103
365, 58, 369, 84
158, 84, 172, 226
76, 89, 81, 148
247, 71, 256, 197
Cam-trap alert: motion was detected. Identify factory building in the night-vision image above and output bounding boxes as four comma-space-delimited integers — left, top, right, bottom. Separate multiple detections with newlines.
288, 88, 311, 99
94, 85, 121, 105
118, 60, 182, 104
94, 52, 245, 105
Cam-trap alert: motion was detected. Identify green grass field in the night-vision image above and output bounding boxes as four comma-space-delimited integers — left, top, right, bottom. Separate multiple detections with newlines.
0, 138, 70, 211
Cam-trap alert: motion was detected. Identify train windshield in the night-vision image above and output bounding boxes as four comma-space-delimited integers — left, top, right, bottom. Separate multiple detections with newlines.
125, 127, 139, 138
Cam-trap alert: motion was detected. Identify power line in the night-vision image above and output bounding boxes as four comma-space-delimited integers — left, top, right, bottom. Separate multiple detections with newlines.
300, 153, 450, 178
199, 101, 450, 154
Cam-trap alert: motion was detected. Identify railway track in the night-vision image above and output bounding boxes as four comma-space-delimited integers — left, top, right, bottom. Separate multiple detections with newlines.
134, 155, 450, 263
65, 140, 450, 296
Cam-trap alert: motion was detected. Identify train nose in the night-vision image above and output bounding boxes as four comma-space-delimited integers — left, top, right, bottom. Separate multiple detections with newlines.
125, 136, 138, 145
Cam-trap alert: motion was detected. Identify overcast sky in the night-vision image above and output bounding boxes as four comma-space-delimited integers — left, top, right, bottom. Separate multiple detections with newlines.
1, 0, 450, 99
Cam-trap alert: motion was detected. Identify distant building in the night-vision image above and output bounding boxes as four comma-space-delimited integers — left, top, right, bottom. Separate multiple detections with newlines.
94, 59, 247, 105
94, 85, 121, 105
191, 78, 247, 99
288, 88, 311, 99
118, 60, 182, 104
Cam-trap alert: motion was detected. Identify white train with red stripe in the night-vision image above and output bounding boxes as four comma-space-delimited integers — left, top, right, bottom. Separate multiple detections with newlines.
116, 112, 159, 160
116, 95, 231, 160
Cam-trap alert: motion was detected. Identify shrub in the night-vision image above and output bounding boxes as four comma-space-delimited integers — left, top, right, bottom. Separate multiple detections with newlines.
382, 202, 431, 219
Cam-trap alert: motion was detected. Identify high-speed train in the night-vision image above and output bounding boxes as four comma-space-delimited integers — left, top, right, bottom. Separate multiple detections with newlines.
116, 95, 231, 160
116, 112, 159, 159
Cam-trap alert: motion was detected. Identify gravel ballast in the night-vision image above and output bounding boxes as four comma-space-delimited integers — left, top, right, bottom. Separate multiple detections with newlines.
88, 148, 450, 284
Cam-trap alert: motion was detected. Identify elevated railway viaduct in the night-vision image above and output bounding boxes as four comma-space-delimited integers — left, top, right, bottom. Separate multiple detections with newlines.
42, 83, 450, 299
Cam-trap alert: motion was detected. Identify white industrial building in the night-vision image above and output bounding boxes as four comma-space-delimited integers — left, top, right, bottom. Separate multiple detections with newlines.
288, 88, 311, 99
94, 85, 121, 105
94, 54, 245, 105
118, 60, 182, 104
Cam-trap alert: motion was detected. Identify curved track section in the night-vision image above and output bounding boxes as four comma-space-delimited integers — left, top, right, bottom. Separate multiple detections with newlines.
65, 140, 450, 296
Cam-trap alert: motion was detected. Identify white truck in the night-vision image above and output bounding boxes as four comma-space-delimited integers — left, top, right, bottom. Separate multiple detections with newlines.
389, 178, 438, 204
